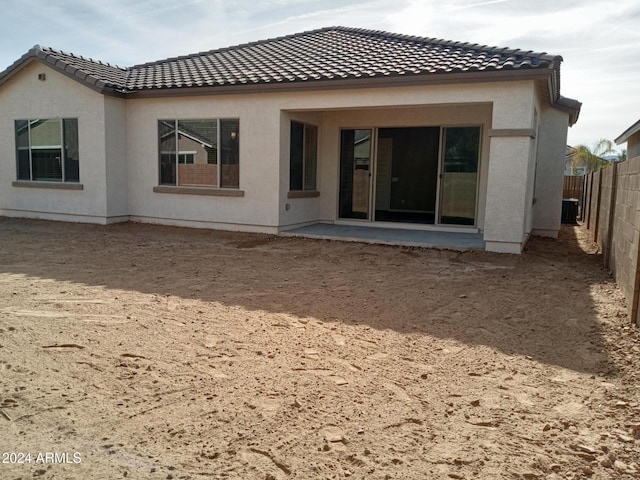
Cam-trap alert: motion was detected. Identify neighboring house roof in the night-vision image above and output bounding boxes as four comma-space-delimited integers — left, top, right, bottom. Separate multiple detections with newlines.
615, 118, 640, 145
0, 26, 580, 123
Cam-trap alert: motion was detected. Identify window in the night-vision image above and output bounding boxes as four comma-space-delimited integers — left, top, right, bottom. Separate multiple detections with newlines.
289, 121, 317, 191
178, 153, 195, 164
159, 119, 239, 188
15, 118, 79, 182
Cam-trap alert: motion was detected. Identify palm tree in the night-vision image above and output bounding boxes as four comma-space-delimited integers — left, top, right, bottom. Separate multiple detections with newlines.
569, 138, 615, 173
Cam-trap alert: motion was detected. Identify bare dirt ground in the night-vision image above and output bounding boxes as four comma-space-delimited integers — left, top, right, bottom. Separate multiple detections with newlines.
0, 218, 639, 480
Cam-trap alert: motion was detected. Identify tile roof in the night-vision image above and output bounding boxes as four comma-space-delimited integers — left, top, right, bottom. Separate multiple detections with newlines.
0, 26, 580, 122
2, 26, 562, 95
39, 47, 128, 90
1, 45, 128, 92
125, 26, 561, 91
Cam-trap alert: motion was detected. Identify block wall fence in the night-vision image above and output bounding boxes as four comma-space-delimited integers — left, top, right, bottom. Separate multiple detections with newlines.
584, 155, 640, 326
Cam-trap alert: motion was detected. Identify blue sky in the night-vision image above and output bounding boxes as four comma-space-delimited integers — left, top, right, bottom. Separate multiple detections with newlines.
1, 0, 638, 151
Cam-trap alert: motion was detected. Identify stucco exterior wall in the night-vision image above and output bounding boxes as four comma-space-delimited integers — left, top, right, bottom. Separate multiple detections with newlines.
0, 65, 566, 253
483, 82, 536, 253
104, 96, 129, 221
280, 110, 324, 228
125, 80, 536, 238
532, 106, 570, 237
125, 95, 283, 232
0, 62, 109, 223
484, 137, 533, 252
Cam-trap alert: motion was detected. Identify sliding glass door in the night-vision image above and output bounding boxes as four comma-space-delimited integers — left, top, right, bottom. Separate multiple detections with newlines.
339, 129, 372, 219
375, 127, 439, 224
438, 127, 480, 225
338, 125, 480, 226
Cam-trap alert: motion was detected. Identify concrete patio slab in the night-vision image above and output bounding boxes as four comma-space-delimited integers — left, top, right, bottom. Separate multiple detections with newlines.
280, 223, 485, 250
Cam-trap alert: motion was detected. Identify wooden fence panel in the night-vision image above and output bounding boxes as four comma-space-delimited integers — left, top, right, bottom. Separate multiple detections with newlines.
563, 176, 584, 221
563, 176, 584, 200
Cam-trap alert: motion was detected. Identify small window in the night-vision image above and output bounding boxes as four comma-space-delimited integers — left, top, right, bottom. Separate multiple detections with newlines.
15, 118, 79, 182
159, 118, 239, 188
289, 121, 317, 191
178, 153, 195, 164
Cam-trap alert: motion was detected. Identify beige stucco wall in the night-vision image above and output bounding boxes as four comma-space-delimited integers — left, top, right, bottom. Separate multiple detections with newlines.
124, 80, 537, 239
484, 137, 534, 252
0, 62, 110, 222
532, 105, 570, 237
0, 64, 567, 253
280, 110, 324, 227
104, 96, 129, 220
125, 94, 282, 232
483, 82, 537, 253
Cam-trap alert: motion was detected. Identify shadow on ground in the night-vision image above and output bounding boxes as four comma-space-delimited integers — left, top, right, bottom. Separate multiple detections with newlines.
0, 218, 618, 374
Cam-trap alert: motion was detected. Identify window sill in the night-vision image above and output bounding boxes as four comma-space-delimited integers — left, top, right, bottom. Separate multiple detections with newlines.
287, 190, 320, 199
153, 186, 244, 197
12, 181, 84, 190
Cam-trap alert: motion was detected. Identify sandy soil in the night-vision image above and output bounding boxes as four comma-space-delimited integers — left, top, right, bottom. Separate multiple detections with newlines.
0, 218, 639, 480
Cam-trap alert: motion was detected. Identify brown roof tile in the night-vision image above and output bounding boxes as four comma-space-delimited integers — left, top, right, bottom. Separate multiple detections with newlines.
0, 26, 567, 98
124, 26, 560, 92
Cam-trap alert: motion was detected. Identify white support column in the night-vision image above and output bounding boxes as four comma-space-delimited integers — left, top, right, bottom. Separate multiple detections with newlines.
484, 134, 534, 253
483, 87, 536, 254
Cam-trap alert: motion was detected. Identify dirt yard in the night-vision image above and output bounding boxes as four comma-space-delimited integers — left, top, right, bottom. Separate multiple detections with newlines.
0, 218, 639, 480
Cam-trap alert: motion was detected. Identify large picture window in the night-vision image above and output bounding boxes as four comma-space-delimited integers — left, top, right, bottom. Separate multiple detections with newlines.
289, 121, 317, 191
159, 119, 239, 189
15, 118, 79, 182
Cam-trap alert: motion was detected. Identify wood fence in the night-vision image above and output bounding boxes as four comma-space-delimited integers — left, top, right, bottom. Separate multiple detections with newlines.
584, 156, 640, 326
563, 175, 584, 200
563, 176, 585, 222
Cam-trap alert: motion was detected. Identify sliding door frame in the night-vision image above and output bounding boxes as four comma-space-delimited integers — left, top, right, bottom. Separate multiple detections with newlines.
337, 124, 482, 228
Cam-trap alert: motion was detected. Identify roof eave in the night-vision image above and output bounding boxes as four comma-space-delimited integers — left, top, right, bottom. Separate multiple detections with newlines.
615, 119, 640, 145
0, 46, 126, 98
0, 46, 42, 88
545, 58, 581, 126
124, 68, 553, 99
553, 96, 582, 126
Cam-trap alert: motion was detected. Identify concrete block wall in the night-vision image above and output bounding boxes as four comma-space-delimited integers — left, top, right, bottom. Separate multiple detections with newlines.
611, 158, 640, 326
588, 170, 601, 239
597, 167, 614, 258
585, 156, 640, 325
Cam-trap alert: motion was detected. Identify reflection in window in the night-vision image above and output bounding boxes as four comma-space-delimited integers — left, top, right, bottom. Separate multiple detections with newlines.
15, 118, 79, 182
158, 119, 239, 188
439, 126, 480, 225
289, 121, 317, 191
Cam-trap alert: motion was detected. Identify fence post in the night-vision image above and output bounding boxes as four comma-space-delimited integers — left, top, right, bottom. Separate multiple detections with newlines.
580, 175, 586, 221
586, 173, 593, 229
633, 234, 640, 327
594, 171, 603, 243
604, 163, 618, 270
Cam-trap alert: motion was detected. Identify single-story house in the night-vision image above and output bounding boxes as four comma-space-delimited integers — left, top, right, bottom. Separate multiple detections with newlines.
615, 119, 640, 160
0, 26, 580, 254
